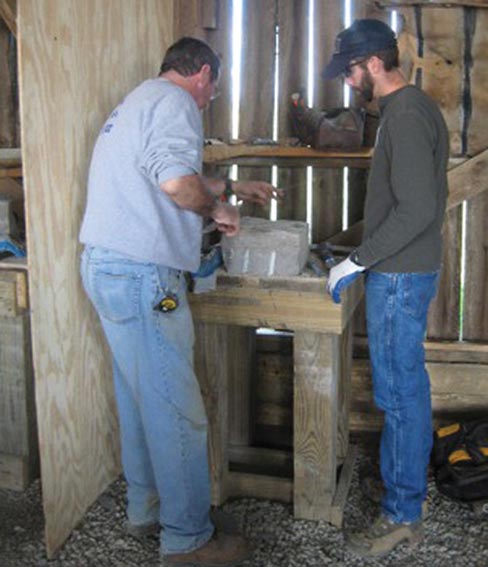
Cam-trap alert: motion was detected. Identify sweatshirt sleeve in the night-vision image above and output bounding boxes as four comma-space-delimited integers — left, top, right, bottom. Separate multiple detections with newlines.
357, 109, 439, 268
138, 89, 203, 187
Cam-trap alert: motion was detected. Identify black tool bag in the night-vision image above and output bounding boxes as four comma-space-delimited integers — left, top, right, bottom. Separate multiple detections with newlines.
289, 92, 365, 151
432, 419, 488, 502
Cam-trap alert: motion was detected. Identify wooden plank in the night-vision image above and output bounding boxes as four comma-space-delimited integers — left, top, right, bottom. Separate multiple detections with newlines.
378, 1, 488, 7
294, 331, 339, 520
190, 274, 363, 334
469, 9, 488, 155
464, 193, 488, 340
0, 167, 22, 178
201, 0, 218, 29
330, 444, 358, 528
311, 1, 344, 243
0, 453, 29, 490
277, 167, 308, 223
354, 337, 488, 364
173, 0, 205, 39
202, 0, 232, 141
0, 19, 18, 148
0, 313, 33, 456
0, 0, 16, 37
236, 0, 275, 220
0, 271, 18, 315
227, 470, 292, 502
18, 0, 174, 556
277, 0, 308, 141
0, 147, 21, 167
399, 8, 464, 154
350, 359, 488, 430
228, 326, 255, 446
446, 149, 488, 210
194, 322, 229, 505
337, 320, 353, 462
203, 143, 373, 164
228, 445, 293, 477
239, 0, 275, 141
427, 207, 461, 339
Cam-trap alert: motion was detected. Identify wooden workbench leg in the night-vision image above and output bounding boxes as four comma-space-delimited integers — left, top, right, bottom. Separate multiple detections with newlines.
337, 320, 353, 463
294, 331, 339, 520
194, 322, 229, 506
228, 326, 255, 447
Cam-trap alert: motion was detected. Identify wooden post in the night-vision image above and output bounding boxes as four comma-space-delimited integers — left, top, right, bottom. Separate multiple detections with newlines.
293, 331, 339, 520
194, 321, 230, 505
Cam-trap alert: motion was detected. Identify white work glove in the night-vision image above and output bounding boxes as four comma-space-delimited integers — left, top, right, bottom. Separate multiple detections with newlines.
327, 255, 366, 304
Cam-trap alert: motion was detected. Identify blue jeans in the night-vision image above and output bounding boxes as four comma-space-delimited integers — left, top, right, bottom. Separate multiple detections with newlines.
366, 270, 439, 523
80, 246, 214, 554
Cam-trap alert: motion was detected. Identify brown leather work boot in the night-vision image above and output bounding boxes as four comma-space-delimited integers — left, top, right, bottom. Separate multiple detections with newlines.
162, 530, 252, 566
347, 514, 423, 558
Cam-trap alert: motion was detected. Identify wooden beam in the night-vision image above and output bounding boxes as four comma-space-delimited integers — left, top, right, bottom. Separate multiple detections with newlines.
354, 336, 488, 364
203, 143, 373, 165
0, 0, 16, 37
447, 148, 488, 210
350, 359, 488, 429
376, 0, 488, 7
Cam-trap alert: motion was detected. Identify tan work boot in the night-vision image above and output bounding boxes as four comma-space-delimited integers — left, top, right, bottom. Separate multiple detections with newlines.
162, 530, 252, 566
361, 476, 429, 518
347, 514, 423, 558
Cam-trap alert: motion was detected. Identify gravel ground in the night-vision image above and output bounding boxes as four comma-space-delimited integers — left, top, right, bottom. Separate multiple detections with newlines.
1, 447, 487, 567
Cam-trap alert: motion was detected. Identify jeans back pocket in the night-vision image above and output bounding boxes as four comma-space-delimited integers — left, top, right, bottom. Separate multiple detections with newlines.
92, 269, 142, 323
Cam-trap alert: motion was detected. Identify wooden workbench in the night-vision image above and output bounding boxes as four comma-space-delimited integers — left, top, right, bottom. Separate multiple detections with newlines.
190, 271, 363, 526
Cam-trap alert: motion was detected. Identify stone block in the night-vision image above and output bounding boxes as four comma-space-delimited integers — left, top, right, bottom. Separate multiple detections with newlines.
221, 217, 309, 277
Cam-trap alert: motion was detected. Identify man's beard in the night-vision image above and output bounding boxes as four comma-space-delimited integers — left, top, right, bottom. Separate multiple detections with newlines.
357, 67, 374, 102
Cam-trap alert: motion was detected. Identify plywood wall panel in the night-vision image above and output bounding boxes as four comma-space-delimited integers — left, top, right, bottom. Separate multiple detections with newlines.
18, 0, 174, 556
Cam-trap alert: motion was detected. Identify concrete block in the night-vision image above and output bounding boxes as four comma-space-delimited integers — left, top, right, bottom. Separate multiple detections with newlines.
221, 217, 309, 277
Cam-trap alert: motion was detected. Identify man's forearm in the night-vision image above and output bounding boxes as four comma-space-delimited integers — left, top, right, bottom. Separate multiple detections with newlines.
160, 174, 218, 217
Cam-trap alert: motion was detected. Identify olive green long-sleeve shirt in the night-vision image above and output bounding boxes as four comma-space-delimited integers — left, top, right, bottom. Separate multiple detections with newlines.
357, 85, 449, 273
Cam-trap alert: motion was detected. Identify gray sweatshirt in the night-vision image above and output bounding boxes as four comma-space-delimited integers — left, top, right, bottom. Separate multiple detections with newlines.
357, 85, 449, 273
80, 79, 204, 272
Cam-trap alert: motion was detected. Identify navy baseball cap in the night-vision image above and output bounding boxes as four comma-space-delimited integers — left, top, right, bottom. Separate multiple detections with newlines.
322, 19, 397, 80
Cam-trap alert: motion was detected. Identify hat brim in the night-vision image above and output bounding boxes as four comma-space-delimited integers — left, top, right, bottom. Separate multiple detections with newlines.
322, 53, 354, 80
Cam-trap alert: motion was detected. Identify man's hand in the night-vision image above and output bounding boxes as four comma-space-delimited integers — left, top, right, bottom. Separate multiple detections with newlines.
211, 202, 240, 236
327, 256, 365, 304
232, 180, 283, 206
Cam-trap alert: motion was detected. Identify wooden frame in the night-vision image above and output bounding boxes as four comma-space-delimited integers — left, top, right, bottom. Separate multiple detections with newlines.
191, 274, 362, 526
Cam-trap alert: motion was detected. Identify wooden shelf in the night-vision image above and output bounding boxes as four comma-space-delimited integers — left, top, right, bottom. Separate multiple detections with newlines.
203, 143, 373, 168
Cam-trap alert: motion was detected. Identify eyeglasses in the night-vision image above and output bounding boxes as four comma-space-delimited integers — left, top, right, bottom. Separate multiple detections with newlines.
343, 57, 370, 78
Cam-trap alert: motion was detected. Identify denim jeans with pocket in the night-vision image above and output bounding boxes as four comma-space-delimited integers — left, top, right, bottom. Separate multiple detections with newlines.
80, 246, 213, 554
366, 270, 439, 523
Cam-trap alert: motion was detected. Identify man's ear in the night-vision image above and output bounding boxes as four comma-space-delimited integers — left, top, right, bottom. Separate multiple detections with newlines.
368, 56, 383, 75
197, 63, 212, 85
